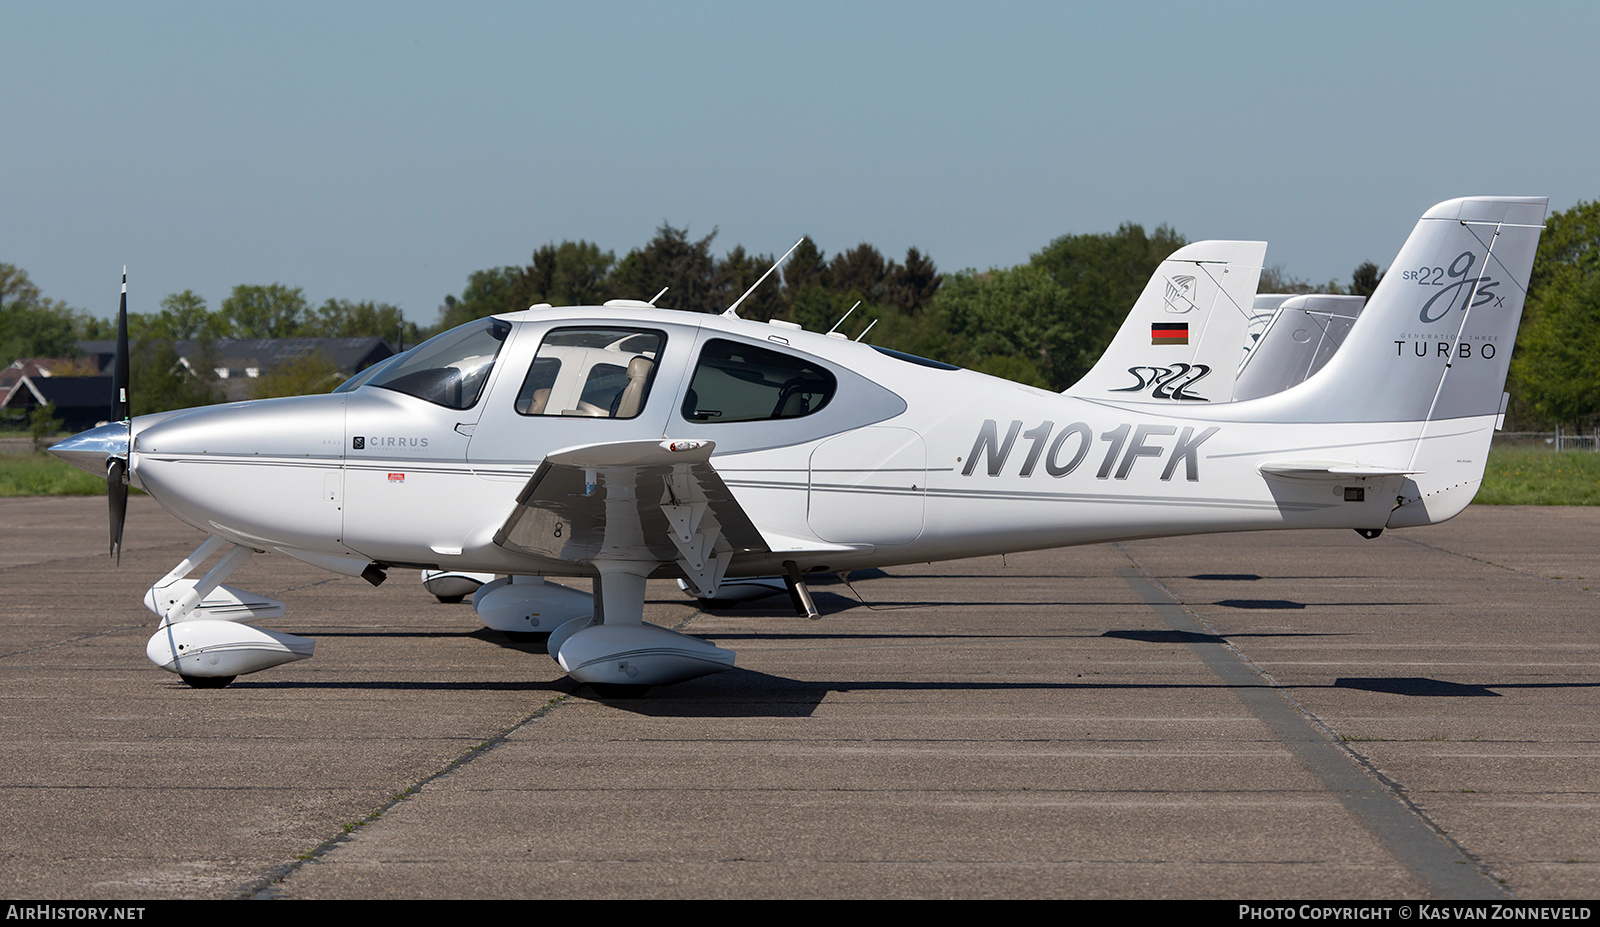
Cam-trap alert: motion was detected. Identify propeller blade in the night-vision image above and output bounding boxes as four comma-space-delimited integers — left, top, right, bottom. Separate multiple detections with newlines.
108, 268, 131, 563
111, 268, 129, 424
108, 457, 127, 564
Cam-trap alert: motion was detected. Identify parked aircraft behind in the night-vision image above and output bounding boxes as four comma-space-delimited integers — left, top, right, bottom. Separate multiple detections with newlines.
1234, 295, 1367, 401
52, 196, 1546, 696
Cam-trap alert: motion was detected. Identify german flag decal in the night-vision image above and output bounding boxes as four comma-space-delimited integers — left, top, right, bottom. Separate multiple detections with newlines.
1152, 322, 1189, 345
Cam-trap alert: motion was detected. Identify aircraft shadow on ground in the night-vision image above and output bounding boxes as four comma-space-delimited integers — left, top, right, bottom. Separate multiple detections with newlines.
1101, 629, 1344, 645
209, 667, 1600, 717
598, 673, 1600, 718
1328, 677, 1600, 697
217, 678, 568, 693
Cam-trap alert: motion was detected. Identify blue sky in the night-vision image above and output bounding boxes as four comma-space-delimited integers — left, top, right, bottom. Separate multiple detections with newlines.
5, 1, 1597, 324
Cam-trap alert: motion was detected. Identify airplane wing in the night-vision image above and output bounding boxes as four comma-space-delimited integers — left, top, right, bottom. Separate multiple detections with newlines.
492, 439, 771, 595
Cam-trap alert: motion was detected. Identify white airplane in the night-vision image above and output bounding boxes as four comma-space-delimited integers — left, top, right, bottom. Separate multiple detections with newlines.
52, 196, 1545, 696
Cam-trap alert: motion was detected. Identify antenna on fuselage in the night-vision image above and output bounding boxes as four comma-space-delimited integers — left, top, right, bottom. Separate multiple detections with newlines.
827, 300, 862, 335
854, 318, 878, 342
723, 237, 805, 319
648, 287, 669, 306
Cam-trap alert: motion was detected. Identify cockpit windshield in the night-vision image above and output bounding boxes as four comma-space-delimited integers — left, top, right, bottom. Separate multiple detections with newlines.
363, 318, 511, 410
333, 349, 407, 394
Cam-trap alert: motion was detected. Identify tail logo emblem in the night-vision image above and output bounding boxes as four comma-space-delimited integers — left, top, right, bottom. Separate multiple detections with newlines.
1112, 363, 1212, 401
1406, 251, 1506, 323
1163, 275, 1198, 313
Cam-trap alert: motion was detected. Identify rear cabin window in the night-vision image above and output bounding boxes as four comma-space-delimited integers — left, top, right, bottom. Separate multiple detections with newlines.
681, 339, 836, 423
515, 328, 664, 419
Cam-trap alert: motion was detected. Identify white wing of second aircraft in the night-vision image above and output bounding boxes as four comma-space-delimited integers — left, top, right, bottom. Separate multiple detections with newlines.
1065, 240, 1266, 404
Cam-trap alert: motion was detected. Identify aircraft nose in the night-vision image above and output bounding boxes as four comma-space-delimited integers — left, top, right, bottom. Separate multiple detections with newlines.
130, 395, 347, 545
49, 422, 128, 478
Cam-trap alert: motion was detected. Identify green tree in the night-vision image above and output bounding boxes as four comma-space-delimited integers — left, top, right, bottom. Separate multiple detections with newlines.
785, 285, 861, 335
1511, 200, 1600, 429
249, 350, 344, 399
130, 339, 225, 415
1512, 271, 1600, 429
780, 238, 830, 300
920, 264, 1074, 388
0, 263, 86, 361
1029, 223, 1186, 385
435, 240, 618, 334
829, 244, 888, 303
0, 263, 43, 312
218, 284, 307, 338
305, 298, 414, 341
29, 403, 64, 452
884, 247, 942, 315
137, 290, 215, 340
1351, 262, 1383, 298
609, 224, 720, 312
437, 267, 522, 332
524, 240, 616, 308
1529, 199, 1600, 293
714, 245, 783, 322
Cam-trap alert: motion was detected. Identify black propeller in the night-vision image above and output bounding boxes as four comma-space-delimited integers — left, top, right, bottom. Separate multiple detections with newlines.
108, 268, 131, 563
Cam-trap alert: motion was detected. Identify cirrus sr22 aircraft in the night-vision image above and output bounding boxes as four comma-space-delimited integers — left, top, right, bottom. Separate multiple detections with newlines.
52, 196, 1546, 697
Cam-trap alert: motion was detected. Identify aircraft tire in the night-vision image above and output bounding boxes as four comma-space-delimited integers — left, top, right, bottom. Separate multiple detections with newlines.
179, 674, 236, 689
434, 594, 466, 604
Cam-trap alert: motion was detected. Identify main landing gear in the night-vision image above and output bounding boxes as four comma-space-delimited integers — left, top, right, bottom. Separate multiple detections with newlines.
143, 536, 313, 688
472, 561, 737, 697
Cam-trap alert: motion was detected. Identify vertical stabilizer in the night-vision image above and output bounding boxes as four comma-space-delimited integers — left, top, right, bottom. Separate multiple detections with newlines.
1067, 241, 1266, 403
1238, 197, 1547, 527
1233, 294, 1366, 401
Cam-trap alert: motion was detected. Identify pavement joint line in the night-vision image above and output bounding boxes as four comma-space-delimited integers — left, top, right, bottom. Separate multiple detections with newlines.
242, 688, 576, 900
1112, 545, 1513, 901
0, 622, 154, 659
1388, 533, 1599, 596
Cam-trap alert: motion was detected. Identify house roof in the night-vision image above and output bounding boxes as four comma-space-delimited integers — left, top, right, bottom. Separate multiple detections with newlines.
0, 375, 113, 412
75, 337, 396, 376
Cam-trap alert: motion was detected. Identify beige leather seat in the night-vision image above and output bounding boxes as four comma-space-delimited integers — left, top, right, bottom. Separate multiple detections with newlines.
612, 356, 654, 419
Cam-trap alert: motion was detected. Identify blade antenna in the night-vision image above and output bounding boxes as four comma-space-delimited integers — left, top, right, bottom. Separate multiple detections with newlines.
827, 300, 862, 335
854, 318, 879, 342
648, 287, 669, 306
723, 237, 805, 319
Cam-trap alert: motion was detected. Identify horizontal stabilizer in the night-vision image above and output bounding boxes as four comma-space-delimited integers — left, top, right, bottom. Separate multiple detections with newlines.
1259, 460, 1421, 479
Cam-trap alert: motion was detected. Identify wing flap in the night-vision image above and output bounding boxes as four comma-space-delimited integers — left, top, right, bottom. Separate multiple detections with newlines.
493, 439, 770, 594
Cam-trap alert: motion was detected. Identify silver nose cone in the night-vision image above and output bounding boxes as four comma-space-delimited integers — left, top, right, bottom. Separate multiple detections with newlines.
49, 422, 130, 478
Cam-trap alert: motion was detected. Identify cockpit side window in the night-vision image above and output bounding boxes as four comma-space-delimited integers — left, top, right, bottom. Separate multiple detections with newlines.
366, 319, 510, 410
681, 338, 836, 423
516, 327, 665, 419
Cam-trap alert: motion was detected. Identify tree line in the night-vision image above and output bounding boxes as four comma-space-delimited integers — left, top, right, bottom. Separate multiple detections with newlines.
3, 200, 1598, 428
